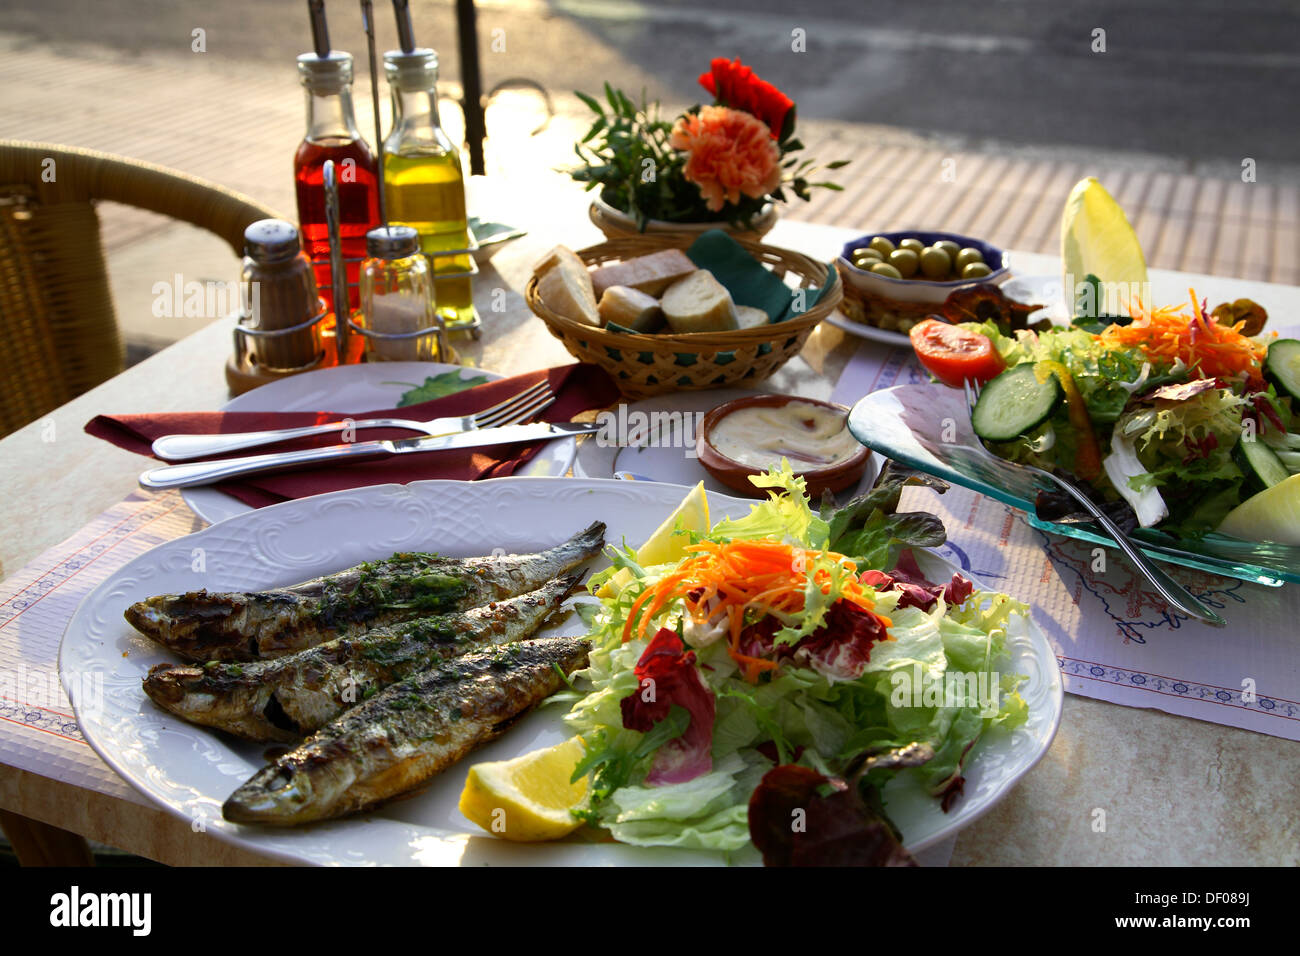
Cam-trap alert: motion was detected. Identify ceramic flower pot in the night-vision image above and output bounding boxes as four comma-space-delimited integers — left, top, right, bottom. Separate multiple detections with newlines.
588, 195, 779, 243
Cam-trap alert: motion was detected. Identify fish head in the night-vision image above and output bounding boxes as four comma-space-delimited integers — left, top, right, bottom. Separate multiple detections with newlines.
223, 747, 357, 826
142, 663, 294, 742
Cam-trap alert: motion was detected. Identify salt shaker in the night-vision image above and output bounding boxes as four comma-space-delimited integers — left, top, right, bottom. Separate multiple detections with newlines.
356, 225, 442, 361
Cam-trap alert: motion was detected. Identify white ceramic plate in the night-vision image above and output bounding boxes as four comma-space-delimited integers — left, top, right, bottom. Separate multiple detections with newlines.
573, 388, 881, 499
824, 273, 1072, 347
825, 310, 911, 347
182, 362, 577, 525
62, 477, 1062, 866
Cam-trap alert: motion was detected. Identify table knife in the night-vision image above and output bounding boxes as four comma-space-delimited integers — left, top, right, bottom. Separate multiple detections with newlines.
138, 421, 603, 490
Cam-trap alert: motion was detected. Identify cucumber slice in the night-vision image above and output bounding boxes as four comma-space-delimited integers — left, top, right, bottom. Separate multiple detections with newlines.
1264, 339, 1300, 402
1237, 437, 1290, 491
972, 365, 1064, 442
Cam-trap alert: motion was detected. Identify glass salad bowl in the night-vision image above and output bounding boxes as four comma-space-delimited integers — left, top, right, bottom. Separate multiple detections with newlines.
847, 384, 1300, 587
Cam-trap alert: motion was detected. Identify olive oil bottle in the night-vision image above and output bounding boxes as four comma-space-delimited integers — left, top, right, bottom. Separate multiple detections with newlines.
382, 48, 475, 329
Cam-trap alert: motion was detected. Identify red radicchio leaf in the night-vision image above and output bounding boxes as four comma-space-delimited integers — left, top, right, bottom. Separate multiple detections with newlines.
1252, 393, 1286, 434
865, 550, 974, 611
736, 615, 783, 660
619, 628, 716, 785
748, 765, 917, 867
791, 600, 891, 681
736, 602, 890, 681
756, 741, 805, 764
1182, 432, 1219, 464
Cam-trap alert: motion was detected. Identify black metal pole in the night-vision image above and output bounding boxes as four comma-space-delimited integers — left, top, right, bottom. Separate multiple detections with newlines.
360, 0, 386, 226
307, 0, 330, 57
455, 0, 487, 175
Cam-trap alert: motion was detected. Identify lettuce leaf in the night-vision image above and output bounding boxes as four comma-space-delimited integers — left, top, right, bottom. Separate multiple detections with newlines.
823, 462, 949, 571
708, 461, 830, 548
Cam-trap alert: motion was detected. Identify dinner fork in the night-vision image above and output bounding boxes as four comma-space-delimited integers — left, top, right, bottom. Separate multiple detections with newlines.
151, 379, 555, 461
961, 380, 1225, 627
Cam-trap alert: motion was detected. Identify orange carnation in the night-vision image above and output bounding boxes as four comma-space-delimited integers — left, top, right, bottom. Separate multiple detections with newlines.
669, 105, 781, 213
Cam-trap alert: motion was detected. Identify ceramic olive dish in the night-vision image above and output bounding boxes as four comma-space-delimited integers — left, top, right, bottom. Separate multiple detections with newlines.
838, 230, 1010, 307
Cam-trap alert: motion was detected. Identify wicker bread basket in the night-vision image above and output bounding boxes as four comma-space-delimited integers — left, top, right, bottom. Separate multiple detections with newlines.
526, 233, 842, 399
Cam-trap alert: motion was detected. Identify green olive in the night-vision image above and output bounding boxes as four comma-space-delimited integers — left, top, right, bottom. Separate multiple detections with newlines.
962, 261, 993, 279
898, 238, 925, 254
867, 236, 896, 257
852, 247, 883, 266
919, 246, 952, 279
935, 240, 962, 262
869, 261, 903, 280
955, 247, 986, 271
888, 248, 920, 278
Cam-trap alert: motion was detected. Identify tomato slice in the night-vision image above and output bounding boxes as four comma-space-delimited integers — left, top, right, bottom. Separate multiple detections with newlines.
908, 319, 1006, 388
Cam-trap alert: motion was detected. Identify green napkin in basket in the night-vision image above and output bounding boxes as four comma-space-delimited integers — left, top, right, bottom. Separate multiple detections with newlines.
685, 229, 833, 322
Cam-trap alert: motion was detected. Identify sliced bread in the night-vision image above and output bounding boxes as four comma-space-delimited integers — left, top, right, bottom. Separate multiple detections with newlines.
590, 249, 698, 298
661, 270, 738, 333
535, 245, 600, 326
597, 285, 664, 333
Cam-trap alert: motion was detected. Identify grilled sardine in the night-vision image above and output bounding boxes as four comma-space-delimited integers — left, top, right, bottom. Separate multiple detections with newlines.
222, 636, 591, 825
142, 574, 583, 742
126, 522, 604, 662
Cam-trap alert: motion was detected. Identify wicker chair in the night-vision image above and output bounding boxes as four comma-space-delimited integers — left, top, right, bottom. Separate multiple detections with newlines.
0, 141, 283, 437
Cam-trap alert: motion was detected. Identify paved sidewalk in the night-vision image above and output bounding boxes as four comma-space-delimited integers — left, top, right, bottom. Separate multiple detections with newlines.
2, 33, 1295, 354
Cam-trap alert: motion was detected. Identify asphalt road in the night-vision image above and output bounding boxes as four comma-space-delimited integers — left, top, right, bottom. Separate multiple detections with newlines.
3, 0, 1297, 164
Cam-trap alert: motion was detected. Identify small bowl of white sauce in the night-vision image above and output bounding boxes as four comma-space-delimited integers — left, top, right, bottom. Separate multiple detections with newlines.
696, 394, 871, 499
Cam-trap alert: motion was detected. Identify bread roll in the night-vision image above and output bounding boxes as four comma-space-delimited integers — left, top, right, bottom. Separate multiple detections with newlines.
598, 285, 664, 333
535, 245, 600, 326
735, 305, 769, 330
661, 271, 738, 333
591, 249, 698, 298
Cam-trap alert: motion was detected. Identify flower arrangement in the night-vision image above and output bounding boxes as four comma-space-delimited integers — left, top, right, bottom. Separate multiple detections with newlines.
571, 58, 848, 231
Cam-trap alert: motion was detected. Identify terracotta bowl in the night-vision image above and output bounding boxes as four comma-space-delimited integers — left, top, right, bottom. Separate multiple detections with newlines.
696, 394, 871, 499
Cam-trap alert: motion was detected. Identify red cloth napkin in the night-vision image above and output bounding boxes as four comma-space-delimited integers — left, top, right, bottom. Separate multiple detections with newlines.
86, 363, 621, 509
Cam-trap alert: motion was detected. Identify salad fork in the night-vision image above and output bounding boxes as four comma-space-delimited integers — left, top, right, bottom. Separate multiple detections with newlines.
151, 379, 555, 461
961, 380, 1225, 627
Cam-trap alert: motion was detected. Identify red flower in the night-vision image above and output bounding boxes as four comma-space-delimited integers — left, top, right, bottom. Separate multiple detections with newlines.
698, 57, 795, 141
620, 628, 716, 785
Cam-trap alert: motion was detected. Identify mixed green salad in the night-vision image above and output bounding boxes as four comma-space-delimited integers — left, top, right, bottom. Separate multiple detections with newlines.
950, 291, 1300, 539
554, 464, 1030, 865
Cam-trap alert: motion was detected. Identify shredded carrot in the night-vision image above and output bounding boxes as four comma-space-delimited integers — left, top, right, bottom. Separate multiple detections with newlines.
1100, 289, 1267, 387
621, 539, 892, 683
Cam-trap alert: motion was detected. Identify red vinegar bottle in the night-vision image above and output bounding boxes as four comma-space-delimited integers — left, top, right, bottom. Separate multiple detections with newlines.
293, 51, 380, 315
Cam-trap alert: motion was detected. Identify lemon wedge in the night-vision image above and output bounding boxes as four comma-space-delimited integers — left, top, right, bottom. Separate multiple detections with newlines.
459, 736, 590, 842
1060, 176, 1148, 314
1217, 472, 1300, 545
595, 480, 711, 598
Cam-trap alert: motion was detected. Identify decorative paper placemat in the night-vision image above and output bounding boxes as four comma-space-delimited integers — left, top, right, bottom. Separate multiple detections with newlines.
0, 490, 204, 796
832, 340, 1300, 742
